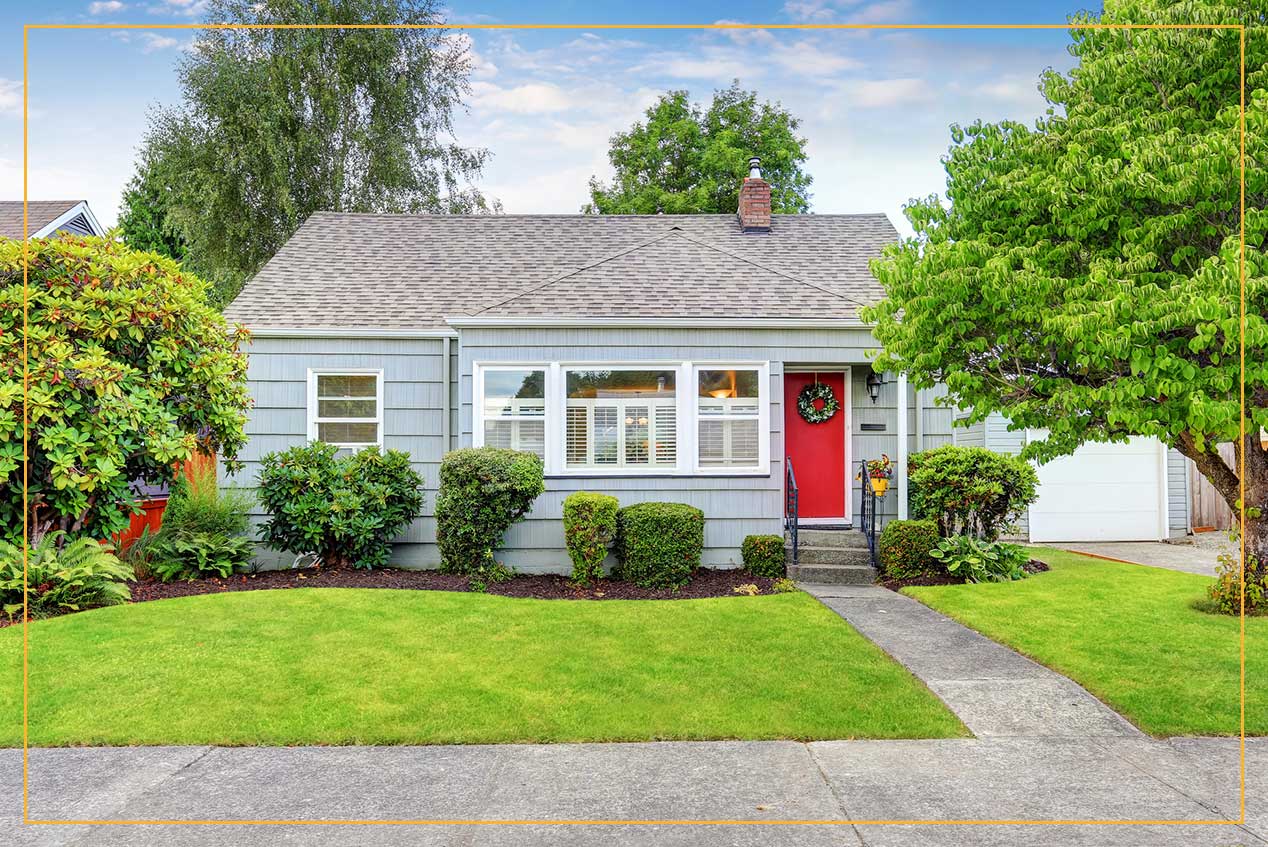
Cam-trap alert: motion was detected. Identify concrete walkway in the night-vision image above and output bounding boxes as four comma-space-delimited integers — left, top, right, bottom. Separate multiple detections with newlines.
3, 740, 1263, 846
1048, 541, 1226, 576
802, 584, 1142, 739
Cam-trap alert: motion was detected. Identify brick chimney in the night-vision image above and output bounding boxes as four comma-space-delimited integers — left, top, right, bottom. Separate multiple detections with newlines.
737, 156, 771, 233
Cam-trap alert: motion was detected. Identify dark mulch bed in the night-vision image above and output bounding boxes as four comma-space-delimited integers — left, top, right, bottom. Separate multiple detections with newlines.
126, 565, 780, 604
878, 558, 1050, 592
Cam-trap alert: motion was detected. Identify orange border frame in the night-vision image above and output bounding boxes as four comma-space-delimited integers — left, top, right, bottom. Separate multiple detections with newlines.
19, 19, 1249, 829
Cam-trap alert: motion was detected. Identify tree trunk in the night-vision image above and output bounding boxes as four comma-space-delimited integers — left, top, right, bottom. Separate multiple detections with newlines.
1243, 436, 1268, 572
1175, 432, 1268, 603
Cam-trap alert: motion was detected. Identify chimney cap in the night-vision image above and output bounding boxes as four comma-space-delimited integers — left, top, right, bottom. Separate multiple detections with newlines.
747, 157, 762, 179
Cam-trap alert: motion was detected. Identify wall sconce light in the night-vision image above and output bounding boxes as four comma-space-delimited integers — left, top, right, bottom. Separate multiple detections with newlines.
866, 371, 884, 404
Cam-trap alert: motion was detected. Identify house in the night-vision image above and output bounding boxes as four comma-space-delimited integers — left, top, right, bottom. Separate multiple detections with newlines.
0, 200, 105, 239
223, 160, 1189, 573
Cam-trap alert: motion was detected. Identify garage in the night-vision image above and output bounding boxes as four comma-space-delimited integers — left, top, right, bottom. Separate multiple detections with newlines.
1026, 432, 1168, 543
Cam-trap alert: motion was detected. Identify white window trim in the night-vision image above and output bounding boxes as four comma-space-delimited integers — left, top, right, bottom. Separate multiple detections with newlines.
473, 360, 770, 478
306, 368, 384, 449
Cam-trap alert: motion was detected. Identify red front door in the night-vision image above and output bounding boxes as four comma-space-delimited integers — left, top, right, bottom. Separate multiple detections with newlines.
784, 372, 847, 519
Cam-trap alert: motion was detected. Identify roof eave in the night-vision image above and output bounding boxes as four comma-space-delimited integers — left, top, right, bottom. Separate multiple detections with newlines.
444, 316, 872, 330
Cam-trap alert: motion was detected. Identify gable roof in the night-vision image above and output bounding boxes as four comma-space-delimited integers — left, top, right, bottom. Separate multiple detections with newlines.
0, 201, 104, 239
225, 212, 898, 330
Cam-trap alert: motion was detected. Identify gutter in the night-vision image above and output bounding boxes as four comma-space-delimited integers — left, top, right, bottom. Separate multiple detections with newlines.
443, 316, 872, 330
243, 327, 458, 339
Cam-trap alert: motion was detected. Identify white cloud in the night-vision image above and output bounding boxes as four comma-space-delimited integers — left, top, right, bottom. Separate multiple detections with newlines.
147, 0, 207, 16
655, 56, 754, 79
140, 33, 181, 52
88, 1, 126, 14
470, 81, 574, 115
771, 40, 861, 76
973, 78, 1040, 104
846, 0, 914, 24
0, 79, 20, 117
844, 77, 929, 107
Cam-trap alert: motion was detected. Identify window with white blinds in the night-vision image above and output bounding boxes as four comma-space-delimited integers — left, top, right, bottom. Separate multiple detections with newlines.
564, 369, 677, 470
478, 368, 546, 459
697, 368, 762, 470
472, 362, 768, 476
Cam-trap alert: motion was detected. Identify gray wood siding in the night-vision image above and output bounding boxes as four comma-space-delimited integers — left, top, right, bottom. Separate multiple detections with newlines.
219, 335, 450, 569
1167, 447, 1190, 537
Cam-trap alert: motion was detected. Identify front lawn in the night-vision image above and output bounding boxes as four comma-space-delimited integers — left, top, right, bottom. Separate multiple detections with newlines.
904, 548, 1265, 737
1, 588, 966, 746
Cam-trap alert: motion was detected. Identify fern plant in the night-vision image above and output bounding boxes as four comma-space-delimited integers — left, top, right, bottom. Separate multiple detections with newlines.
0, 532, 134, 620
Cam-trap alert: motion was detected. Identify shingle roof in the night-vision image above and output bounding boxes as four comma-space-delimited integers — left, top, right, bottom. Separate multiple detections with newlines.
0, 201, 84, 239
225, 212, 898, 329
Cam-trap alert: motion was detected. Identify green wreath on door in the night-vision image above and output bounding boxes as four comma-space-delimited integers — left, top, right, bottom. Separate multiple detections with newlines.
797, 381, 839, 424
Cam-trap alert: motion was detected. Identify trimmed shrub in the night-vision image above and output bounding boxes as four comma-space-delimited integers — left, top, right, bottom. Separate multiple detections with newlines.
0, 532, 133, 620
615, 502, 704, 589
741, 534, 785, 578
877, 519, 941, 579
257, 443, 425, 569
563, 492, 619, 585
928, 535, 1030, 583
908, 445, 1039, 540
435, 448, 545, 574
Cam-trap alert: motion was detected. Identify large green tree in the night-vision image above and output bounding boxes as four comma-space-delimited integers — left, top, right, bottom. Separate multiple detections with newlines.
864, 2, 1266, 585
0, 236, 251, 543
119, 0, 495, 307
585, 81, 812, 214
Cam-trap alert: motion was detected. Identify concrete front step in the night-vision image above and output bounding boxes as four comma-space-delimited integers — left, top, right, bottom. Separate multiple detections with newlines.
786, 545, 874, 566
785, 529, 871, 549
787, 562, 876, 585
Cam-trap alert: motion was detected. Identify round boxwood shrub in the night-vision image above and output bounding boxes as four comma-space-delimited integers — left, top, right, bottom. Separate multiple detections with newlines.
907, 445, 1039, 540
877, 519, 941, 580
615, 502, 704, 589
257, 443, 424, 569
435, 447, 545, 574
741, 534, 785, 578
563, 491, 619, 585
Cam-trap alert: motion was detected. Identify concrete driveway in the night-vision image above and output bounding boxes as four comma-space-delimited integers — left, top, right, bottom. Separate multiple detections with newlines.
1047, 540, 1228, 576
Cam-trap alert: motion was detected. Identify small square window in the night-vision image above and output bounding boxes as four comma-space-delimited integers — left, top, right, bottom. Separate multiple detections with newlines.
311, 371, 381, 448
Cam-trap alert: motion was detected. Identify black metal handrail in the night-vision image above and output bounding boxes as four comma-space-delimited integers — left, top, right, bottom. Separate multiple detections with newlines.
858, 459, 879, 568
785, 457, 799, 567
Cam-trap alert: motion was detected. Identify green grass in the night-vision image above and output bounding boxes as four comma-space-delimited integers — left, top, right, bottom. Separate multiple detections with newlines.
0, 588, 966, 746
903, 548, 1265, 737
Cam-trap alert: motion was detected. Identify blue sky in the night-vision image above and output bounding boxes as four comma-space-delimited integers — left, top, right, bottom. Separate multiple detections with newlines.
1, 1, 1091, 235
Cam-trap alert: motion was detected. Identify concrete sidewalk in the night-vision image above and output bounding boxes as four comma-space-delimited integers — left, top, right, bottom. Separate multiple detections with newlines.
802, 584, 1141, 739
3, 739, 1263, 846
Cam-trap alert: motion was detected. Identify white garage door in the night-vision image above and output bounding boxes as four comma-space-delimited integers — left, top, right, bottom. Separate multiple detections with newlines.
1027, 433, 1166, 542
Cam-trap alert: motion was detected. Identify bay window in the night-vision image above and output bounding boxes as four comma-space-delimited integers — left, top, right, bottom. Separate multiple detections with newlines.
473, 361, 768, 475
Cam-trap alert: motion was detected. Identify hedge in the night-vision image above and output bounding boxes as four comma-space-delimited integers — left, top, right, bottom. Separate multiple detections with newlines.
615, 502, 704, 589
563, 492, 619, 585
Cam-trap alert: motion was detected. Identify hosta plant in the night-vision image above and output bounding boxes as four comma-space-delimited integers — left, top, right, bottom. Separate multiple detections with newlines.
928, 536, 1030, 584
